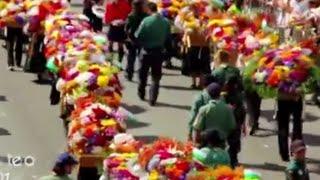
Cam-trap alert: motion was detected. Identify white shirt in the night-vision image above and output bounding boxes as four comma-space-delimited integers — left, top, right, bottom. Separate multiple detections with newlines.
290, 0, 310, 17
276, 0, 291, 27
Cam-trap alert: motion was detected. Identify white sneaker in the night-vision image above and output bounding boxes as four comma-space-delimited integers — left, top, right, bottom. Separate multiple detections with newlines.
7, 66, 14, 71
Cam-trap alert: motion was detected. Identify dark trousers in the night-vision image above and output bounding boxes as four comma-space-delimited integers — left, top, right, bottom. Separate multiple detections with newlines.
138, 48, 163, 103
227, 106, 245, 167
277, 99, 303, 160
7, 27, 23, 67
126, 43, 140, 78
163, 33, 180, 64
227, 126, 241, 168
245, 90, 262, 128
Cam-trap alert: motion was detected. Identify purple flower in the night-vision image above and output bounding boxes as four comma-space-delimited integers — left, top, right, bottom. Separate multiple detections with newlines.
15, 15, 25, 26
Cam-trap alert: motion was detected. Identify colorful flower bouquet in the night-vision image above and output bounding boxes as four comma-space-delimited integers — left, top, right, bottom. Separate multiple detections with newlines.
100, 134, 143, 179
244, 45, 320, 98
187, 166, 244, 180
136, 138, 194, 179
0, 0, 27, 28
0, 0, 68, 29
157, 0, 187, 20
207, 11, 278, 55
44, 11, 110, 74
56, 61, 122, 107
67, 101, 127, 155
102, 137, 262, 180
103, 152, 140, 179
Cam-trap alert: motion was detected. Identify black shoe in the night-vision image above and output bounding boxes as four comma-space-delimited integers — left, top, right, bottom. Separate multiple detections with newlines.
305, 99, 316, 105
138, 92, 145, 101
191, 84, 197, 89
249, 125, 259, 136
149, 100, 156, 106
281, 155, 290, 162
125, 73, 133, 81
164, 62, 173, 69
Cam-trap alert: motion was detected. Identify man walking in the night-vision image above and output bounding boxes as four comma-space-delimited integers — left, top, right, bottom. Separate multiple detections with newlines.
6, 26, 23, 71
192, 83, 236, 147
135, 2, 170, 106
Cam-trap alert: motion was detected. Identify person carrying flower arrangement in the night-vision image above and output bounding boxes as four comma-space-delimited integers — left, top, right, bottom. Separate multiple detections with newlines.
174, 4, 211, 89
180, 25, 211, 88
192, 82, 236, 155
211, 50, 246, 167
276, 91, 303, 162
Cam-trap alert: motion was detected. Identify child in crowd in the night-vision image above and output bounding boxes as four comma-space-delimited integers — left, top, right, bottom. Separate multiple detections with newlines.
286, 140, 310, 180
192, 82, 236, 145
39, 152, 78, 180
193, 129, 231, 169
188, 75, 217, 140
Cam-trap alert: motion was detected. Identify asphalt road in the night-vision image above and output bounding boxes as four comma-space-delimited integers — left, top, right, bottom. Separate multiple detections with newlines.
0, 5, 319, 180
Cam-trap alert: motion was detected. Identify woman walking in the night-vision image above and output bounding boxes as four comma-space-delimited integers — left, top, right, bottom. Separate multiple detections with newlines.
124, 0, 148, 81
105, 0, 131, 64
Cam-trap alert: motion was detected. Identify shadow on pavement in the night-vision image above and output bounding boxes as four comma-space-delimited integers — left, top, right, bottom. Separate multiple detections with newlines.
162, 72, 180, 76
156, 102, 191, 111
127, 120, 150, 129
129, 81, 198, 92
241, 162, 286, 172
161, 85, 199, 91
251, 128, 277, 138
134, 135, 158, 144
304, 133, 320, 146
121, 103, 146, 114
306, 158, 320, 174
0, 128, 11, 136
31, 79, 51, 85
260, 109, 276, 122
303, 112, 320, 122
0, 95, 7, 102
163, 65, 181, 71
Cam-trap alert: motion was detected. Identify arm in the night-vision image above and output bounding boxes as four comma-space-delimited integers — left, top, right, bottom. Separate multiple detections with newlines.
135, 20, 146, 42
192, 107, 206, 143
189, 94, 204, 136
227, 107, 236, 132
125, 15, 132, 35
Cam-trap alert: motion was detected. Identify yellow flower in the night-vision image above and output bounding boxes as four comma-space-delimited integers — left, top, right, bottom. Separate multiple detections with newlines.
149, 170, 159, 180
100, 67, 112, 76
76, 61, 89, 72
97, 75, 109, 87
101, 119, 116, 127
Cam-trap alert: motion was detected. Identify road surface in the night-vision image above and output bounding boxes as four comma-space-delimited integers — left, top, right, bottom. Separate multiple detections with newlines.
0, 6, 319, 180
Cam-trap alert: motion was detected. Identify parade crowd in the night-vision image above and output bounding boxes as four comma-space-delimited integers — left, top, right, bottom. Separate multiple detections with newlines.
1, 0, 320, 179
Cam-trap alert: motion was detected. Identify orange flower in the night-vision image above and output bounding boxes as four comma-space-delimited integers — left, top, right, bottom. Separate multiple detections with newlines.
267, 70, 281, 87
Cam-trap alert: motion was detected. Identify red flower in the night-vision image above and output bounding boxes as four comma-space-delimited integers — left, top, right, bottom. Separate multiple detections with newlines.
92, 107, 108, 119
